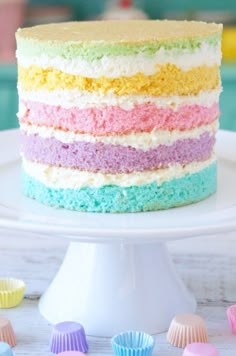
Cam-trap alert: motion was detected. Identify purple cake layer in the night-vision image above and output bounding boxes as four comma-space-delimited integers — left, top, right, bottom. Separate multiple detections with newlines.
21, 132, 215, 173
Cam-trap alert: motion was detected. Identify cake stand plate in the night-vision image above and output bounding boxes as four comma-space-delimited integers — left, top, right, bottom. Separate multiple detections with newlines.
0, 129, 236, 336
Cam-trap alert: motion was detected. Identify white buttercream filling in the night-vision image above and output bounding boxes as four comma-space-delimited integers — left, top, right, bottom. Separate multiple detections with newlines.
17, 42, 221, 77
18, 87, 221, 111
20, 121, 218, 149
22, 156, 216, 189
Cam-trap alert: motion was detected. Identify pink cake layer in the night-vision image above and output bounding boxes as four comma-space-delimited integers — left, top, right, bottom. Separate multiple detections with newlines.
19, 100, 219, 135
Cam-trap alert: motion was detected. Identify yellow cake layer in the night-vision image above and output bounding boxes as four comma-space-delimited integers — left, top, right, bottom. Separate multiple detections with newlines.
18, 64, 220, 96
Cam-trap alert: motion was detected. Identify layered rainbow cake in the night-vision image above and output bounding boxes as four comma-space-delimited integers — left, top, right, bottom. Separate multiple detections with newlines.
16, 20, 222, 213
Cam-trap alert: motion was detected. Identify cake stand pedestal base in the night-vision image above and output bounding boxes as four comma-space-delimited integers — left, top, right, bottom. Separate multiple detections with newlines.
39, 241, 196, 336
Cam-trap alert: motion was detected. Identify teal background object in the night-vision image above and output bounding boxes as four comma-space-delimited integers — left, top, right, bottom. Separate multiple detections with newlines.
0, 65, 18, 131
220, 65, 236, 131
29, 0, 236, 20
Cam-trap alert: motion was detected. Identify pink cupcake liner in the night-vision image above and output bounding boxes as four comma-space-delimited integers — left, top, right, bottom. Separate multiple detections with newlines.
0, 318, 16, 347
167, 314, 208, 349
227, 305, 236, 334
183, 342, 219, 356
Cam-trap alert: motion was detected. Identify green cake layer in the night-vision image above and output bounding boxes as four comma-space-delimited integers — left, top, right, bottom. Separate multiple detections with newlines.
16, 21, 222, 61
22, 162, 217, 213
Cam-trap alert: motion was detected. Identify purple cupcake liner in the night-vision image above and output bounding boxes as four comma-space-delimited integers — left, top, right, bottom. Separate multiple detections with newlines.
50, 322, 88, 354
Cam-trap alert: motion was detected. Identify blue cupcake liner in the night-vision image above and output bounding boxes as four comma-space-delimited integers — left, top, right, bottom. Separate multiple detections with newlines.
0, 342, 13, 356
111, 331, 155, 356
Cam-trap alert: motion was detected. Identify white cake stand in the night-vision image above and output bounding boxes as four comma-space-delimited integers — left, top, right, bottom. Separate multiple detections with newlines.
0, 129, 236, 337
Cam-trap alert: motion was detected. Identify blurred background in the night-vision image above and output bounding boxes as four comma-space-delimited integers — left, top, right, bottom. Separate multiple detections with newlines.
0, 0, 235, 131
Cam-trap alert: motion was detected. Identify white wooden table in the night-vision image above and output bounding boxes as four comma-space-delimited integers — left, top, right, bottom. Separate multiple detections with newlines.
1, 230, 236, 355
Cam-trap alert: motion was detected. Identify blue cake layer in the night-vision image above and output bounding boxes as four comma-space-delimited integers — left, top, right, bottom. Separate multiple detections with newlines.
22, 162, 216, 213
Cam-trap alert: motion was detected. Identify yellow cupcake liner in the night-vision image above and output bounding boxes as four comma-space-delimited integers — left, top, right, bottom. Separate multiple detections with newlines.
0, 278, 25, 308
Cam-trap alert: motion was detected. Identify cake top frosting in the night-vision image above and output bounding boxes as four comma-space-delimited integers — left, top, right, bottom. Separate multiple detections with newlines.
16, 20, 222, 44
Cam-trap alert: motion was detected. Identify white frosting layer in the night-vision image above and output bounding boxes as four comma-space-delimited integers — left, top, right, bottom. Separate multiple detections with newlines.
22, 156, 216, 189
18, 87, 221, 110
17, 42, 221, 77
21, 121, 218, 149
